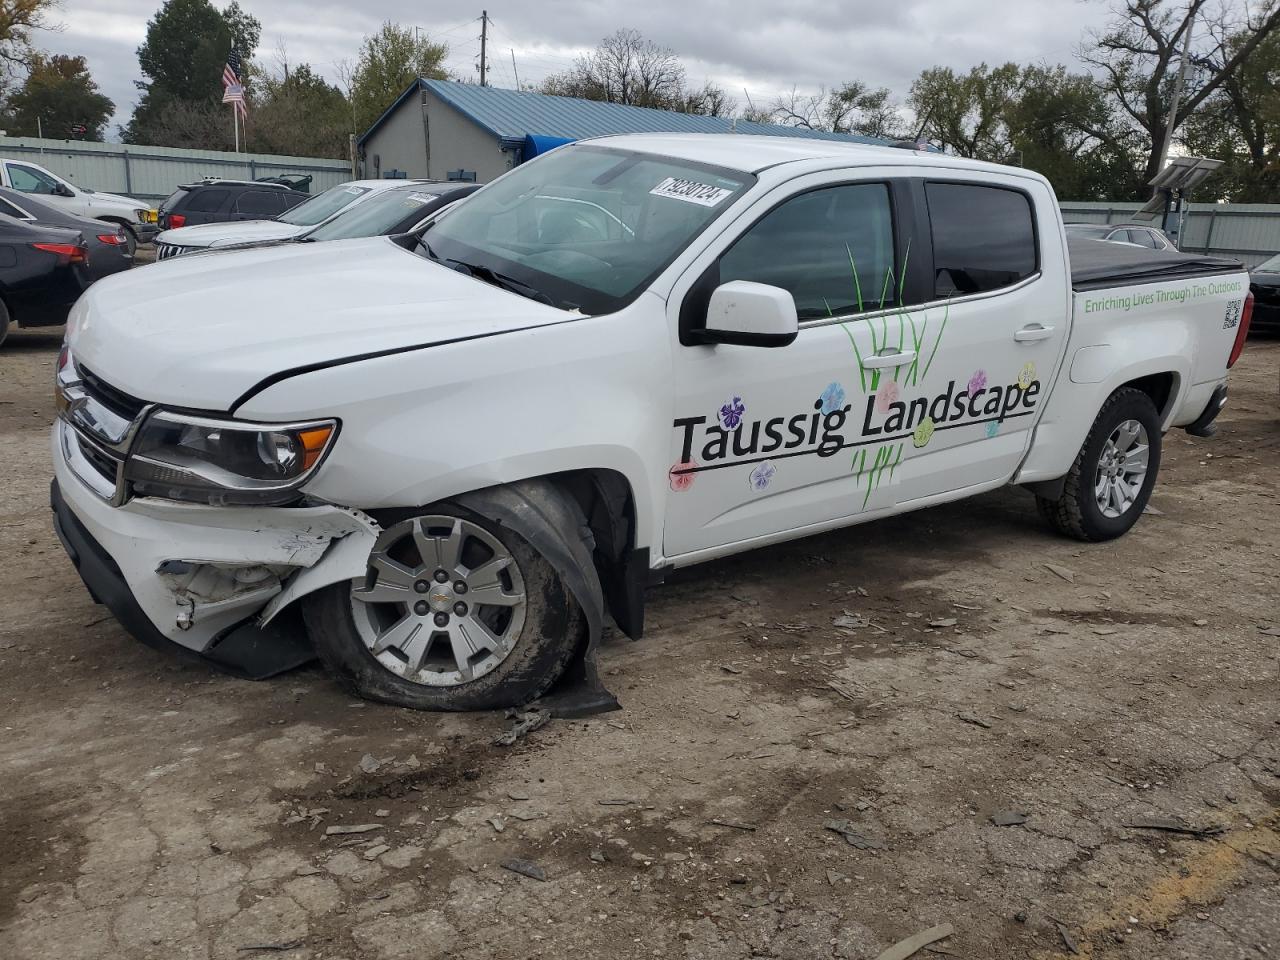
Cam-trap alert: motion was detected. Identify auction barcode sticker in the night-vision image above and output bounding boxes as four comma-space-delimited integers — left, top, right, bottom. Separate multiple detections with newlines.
650, 177, 733, 207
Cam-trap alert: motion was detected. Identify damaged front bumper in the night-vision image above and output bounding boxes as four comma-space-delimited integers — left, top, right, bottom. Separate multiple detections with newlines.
51, 424, 379, 677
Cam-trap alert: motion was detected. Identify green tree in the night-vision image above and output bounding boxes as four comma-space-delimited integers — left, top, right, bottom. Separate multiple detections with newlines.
0, 0, 58, 72
125, 0, 262, 146
351, 22, 447, 135
1080, 0, 1280, 186
908, 63, 1143, 200
251, 62, 351, 158
3, 54, 115, 140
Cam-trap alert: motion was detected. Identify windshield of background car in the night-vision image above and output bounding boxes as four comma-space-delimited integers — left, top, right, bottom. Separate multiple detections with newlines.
304, 187, 439, 241
421, 145, 754, 314
1255, 253, 1280, 272
1064, 224, 1109, 239
278, 184, 372, 226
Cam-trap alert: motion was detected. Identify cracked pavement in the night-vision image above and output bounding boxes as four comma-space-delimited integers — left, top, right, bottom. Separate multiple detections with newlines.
1, 328, 1277, 959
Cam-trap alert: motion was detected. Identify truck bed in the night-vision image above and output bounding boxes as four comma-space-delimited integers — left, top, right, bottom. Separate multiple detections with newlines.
1068, 236, 1242, 291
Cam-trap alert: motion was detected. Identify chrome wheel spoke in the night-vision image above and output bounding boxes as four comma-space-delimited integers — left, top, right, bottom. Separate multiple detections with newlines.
466, 557, 524, 607
1114, 421, 1141, 452
415, 517, 464, 574
1122, 443, 1149, 473
353, 554, 419, 604
371, 613, 423, 656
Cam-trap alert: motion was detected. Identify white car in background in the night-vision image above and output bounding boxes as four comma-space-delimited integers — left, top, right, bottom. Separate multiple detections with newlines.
153, 180, 433, 260
0, 156, 156, 253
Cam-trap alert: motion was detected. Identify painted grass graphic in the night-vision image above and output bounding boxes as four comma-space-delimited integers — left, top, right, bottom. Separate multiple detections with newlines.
853, 442, 904, 508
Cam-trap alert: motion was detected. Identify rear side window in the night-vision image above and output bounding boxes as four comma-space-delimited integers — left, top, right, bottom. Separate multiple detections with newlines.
160, 189, 189, 212
183, 189, 228, 213
1127, 229, 1159, 249
926, 182, 1036, 297
234, 190, 285, 215
719, 183, 897, 320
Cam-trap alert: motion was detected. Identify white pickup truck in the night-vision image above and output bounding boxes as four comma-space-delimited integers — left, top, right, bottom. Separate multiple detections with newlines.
51, 134, 1254, 714
1, 156, 157, 252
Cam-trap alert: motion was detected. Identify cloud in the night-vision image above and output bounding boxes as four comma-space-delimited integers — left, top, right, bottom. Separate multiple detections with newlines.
33, 0, 1113, 141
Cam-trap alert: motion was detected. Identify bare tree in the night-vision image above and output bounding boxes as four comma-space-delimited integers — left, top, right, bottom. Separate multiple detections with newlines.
1081, 0, 1280, 183
765, 82, 905, 138
542, 29, 718, 111
0, 0, 59, 73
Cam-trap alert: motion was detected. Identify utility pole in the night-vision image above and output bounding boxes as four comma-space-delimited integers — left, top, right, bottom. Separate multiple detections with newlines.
479, 11, 489, 87
1154, 11, 1196, 187
510, 48, 520, 90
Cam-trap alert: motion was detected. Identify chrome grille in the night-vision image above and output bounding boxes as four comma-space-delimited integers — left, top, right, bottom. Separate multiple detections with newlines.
155, 243, 189, 260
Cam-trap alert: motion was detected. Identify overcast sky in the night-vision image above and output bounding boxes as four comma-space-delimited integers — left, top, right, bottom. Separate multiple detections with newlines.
34, 0, 1117, 140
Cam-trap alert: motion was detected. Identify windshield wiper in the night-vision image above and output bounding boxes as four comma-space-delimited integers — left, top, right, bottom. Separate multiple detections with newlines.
443, 256, 556, 307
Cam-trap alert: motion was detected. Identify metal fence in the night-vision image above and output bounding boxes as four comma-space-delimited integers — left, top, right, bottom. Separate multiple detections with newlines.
0, 137, 354, 204
1060, 201, 1280, 268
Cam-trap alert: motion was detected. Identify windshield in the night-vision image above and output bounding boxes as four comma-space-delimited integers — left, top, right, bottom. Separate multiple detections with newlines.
1255, 253, 1280, 272
304, 187, 439, 241
278, 183, 372, 226
421, 145, 753, 313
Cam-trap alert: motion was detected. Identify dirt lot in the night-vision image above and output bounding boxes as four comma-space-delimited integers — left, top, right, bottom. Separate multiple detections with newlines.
1, 327, 1277, 960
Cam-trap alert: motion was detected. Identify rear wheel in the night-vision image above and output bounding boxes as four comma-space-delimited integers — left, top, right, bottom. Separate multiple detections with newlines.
0, 299, 9, 347
303, 504, 585, 711
1036, 387, 1162, 541
119, 226, 138, 258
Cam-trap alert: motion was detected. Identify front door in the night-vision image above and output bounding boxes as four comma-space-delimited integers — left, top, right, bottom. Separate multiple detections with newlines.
664, 174, 928, 558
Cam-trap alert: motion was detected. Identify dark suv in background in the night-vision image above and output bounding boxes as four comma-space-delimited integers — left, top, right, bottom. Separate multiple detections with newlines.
157, 180, 308, 230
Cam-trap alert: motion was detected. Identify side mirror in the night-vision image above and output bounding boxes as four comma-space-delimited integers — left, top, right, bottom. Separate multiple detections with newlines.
55, 183, 74, 197
696, 281, 798, 347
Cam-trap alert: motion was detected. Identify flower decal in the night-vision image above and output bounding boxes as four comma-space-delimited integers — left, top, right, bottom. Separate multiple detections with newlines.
718, 395, 746, 430
820, 382, 846, 415
874, 380, 900, 414
1018, 362, 1036, 390
968, 369, 987, 394
749, 461, 776, 491
985, 421, 1000, 439
913, 416, 936, 448
669, 459, 698, 492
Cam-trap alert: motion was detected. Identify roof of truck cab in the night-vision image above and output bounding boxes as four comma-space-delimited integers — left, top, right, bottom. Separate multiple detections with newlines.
580, 133, 1012, 175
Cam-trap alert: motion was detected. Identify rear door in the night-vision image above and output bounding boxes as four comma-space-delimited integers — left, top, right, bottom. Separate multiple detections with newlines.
888, 176, 1070, 504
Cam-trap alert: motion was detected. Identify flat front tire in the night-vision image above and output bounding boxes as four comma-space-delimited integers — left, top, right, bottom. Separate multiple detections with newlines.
303, 501, 585, 711
1036, 386, 1163, 542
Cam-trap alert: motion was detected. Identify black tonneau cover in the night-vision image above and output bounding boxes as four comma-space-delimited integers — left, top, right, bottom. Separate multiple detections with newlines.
1069, 237, 1241, 291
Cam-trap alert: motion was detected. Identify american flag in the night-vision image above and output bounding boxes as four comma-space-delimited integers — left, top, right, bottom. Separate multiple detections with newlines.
221, 47, 247, 117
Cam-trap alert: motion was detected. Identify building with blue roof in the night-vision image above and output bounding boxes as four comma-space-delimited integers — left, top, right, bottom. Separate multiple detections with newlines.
357, 78, 888, 183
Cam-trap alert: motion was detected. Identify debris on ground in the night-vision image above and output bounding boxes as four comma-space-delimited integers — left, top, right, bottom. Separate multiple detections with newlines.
589, 850, 607, 862
990, 811, 1029, 827
873, 922, 954, 960
358, 753, 385, 774
708, 817, 758, 831
488, 817, 505, 832
719, 663, 743, 674
833, 611, 870, 629
363, 844, 390, 861
823, 819, 884, 849
493, 708, 551, 747
501, 858, 548, 881
1043, 563, 1075, 583
324, 824, 381, 836
927, 617, 958, 629
1053, 920, 1080, 955
1122, 817, 1225, 838
957, 712, 993, 729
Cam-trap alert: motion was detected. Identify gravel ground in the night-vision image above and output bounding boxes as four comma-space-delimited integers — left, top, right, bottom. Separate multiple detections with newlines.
1, 324, 1277, 960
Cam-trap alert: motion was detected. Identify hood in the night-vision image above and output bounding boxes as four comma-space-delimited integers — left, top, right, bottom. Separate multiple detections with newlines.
157, 220, 304, 248
88, 191, 147, 209
69, 237, 570, 411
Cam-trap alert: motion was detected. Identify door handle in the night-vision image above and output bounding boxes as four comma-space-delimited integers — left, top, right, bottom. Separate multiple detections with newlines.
862, 350, 916, 369
1014, 324, 1055, 342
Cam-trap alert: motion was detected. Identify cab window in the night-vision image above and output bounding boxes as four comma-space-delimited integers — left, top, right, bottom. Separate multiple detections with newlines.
718, 183, 897, 320
7, 164, 61, 195
926, 182, 1037, 296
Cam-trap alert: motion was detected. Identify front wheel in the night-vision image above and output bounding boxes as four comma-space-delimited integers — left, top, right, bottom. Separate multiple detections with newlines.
1036, 387, 1162, 541
303, 505, 585, 711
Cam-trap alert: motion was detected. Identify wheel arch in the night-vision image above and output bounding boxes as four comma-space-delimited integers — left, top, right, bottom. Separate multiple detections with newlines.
1120, 370, 1179, 423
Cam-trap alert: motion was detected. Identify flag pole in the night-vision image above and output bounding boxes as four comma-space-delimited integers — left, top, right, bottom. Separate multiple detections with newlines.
233, 106, 239, 153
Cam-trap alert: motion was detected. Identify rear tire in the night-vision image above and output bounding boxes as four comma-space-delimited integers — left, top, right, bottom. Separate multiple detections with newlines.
0, 299, 9, 348
119, 226, 138, 258
1036, 387, 1162, 542
303, 499, 586, 711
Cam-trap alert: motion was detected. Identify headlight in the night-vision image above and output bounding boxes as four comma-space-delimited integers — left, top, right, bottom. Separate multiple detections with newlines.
124, 411, 337, 505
